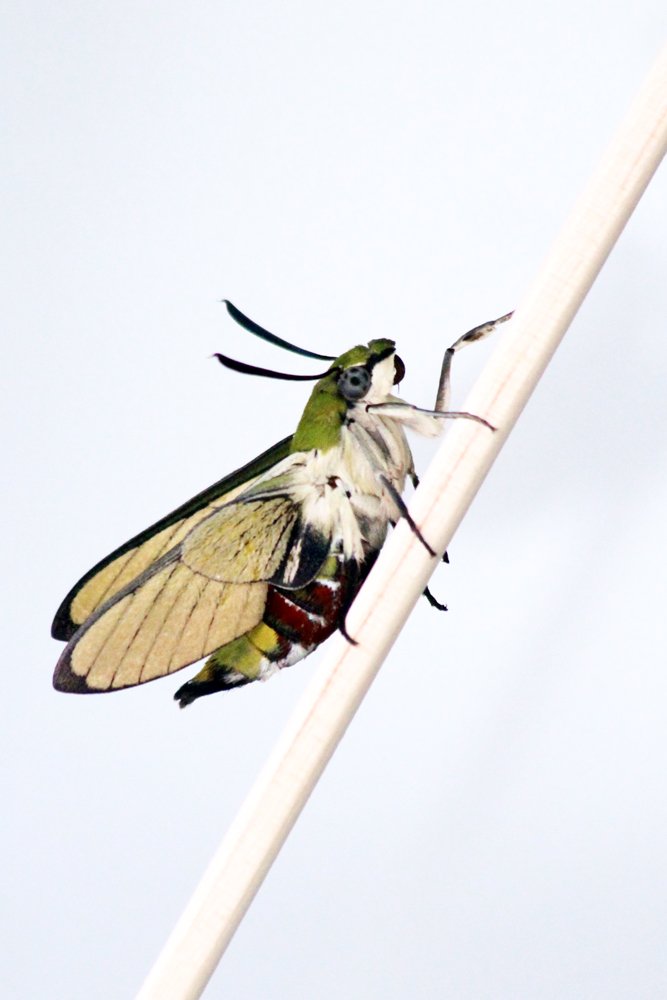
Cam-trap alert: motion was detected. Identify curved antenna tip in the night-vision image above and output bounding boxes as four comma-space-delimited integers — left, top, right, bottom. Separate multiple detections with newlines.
213, 352, 332, 382
221, 300, 336, 362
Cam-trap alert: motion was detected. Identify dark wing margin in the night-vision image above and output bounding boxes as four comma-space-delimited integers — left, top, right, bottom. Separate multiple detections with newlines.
53, 549, 269, 694
51, 435, 293, 641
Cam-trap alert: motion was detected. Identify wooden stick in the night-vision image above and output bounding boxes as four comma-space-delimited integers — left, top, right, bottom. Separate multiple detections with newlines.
137, 45, 667, 1000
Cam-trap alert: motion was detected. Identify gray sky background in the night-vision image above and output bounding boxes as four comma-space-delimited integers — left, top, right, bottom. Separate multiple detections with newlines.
3, 4, 667, 998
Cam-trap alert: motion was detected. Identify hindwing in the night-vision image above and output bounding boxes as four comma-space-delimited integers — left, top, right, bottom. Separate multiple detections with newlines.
53, 555, 269, 693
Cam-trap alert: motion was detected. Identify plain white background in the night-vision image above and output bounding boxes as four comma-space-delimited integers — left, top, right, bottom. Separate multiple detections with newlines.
3, 4, 667, 997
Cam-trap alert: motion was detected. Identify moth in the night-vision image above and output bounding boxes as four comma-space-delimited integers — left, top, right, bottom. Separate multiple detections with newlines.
52, 302, 511, 706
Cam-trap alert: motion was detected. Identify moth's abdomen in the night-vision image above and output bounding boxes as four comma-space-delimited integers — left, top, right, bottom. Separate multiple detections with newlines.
174, 550, 373, 706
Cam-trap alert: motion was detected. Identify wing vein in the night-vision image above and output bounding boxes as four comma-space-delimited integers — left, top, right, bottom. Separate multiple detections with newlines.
106, 564, 180, 688
136, 569, 201, 683
166, 575, 208, 671
95, 524, 183, 611
201, 579, 224, 655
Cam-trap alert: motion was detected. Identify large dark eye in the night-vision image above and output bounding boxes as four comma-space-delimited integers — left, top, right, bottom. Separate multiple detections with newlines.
393, 355, 405, 385
338, 365, 371, 401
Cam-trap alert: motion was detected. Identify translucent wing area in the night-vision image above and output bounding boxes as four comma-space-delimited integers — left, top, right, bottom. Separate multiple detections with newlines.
53, 557, 269, 693
52, 436, 292, 641
181, 496, 331, 588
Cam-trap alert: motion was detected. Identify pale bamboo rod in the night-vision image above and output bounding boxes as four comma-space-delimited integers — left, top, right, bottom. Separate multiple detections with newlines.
137, 45, 667, 1000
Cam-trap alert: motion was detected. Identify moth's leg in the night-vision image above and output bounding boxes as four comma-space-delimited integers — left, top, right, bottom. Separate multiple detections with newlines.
366, 400, 495, 430
410, 469, 449, 563
380, 476, 450, 609
337, 549, 380, 647
435, 311, 513, 413
379, 474, 436, 557
423, 586, 447, 612
339, 619, 359, 646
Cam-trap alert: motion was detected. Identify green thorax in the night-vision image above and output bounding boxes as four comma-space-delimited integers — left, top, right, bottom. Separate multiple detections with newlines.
290, 338, 395, 453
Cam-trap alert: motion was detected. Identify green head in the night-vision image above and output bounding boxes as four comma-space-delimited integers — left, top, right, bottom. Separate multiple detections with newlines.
214, 304, 406, 453
291, 338, 405, 453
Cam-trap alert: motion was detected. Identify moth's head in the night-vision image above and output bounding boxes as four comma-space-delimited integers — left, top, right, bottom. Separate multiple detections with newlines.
215, 303, 409, 453
327, 338, 405, 404
289, 339, 405, 451
216, 303, 406, 404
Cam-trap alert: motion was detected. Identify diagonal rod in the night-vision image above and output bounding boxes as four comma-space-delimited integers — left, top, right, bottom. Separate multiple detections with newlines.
137, 43, 667, 1000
